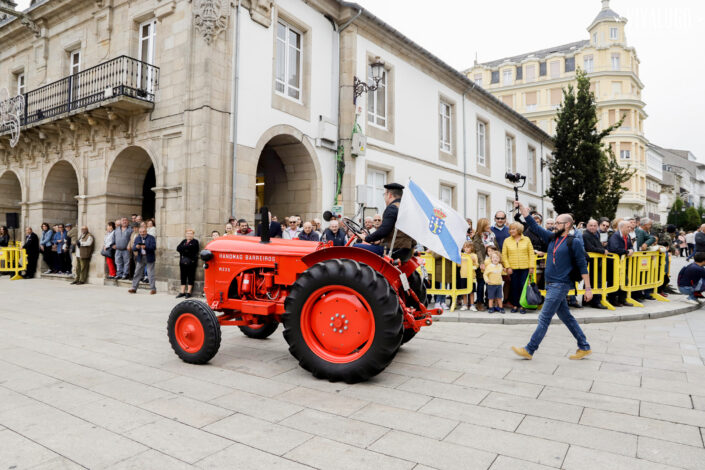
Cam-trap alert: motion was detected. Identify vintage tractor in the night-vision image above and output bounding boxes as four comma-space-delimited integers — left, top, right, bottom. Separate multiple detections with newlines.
167, 209, 440, 383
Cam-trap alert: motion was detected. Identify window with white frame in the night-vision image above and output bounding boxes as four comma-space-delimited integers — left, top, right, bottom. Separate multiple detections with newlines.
611, 53, 620, 71
70, 50, 81, 75
505, 135, 514, 172
439, 100, 452, 153
477, 194, 488, 219
609, 27, 618, 40
527, 146, 536, 185
16, 73, 25, 95
473, 73, 482, 86
583, 54, 594, 73
366, 168, 387, 212
525, 64, 536, 82
593, 32, 598, 45
367, 62, 387, 128
502, 69, 512, 85
138, 19, 157, 93
477, 120, 487, 166
440, 184, 453, 207
550, 61, 560, 78
275, 20, 302, 101
620, 149, 631, 159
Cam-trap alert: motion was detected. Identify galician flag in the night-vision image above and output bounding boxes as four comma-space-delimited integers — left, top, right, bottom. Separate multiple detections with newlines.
396, 179, 468, 264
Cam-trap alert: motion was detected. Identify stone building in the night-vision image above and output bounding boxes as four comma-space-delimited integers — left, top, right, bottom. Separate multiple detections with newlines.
0, 0, 552, 289
466, 0, 649, 219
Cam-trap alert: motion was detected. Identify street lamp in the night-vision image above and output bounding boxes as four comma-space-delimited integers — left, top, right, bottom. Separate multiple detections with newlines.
353, 56, 385, 103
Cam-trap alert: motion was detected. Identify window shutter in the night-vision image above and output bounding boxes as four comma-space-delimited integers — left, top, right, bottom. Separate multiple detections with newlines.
525, 91, 538, 106
502, 95, 514, 108
550, 88, 562, 106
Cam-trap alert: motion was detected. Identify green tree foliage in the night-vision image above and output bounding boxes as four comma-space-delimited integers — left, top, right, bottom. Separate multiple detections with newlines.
667, 197, 685, 226
546, 69, 635, 222
685, 206, 701, 231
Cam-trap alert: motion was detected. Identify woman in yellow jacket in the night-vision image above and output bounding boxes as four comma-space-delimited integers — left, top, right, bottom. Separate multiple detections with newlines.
502, 222, 535, 314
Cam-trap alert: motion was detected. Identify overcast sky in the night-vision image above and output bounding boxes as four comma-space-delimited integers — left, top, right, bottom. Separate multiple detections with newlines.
15, 0, 704, 160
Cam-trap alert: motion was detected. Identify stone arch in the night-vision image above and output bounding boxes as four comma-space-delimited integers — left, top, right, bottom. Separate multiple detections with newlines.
0, 170, 22, 232
43, 160, 79, 226
106, 146, 157, 222
252, 125, 322, 223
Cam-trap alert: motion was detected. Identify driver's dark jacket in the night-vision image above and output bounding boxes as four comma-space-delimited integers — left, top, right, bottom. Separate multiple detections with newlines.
364, 198, 414, 250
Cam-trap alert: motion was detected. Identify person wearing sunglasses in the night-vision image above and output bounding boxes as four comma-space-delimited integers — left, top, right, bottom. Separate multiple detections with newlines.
282, 217, 302, 240
492, 211, 511, 306
511, 200, 593, 361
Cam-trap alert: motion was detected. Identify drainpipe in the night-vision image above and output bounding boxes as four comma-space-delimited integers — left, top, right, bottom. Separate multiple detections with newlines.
230, 0, 242, 218
540, 140, 545, 217
462, 83, 476, 218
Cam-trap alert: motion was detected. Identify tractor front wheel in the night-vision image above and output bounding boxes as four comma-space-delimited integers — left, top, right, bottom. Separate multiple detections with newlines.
167, 300, 221, 364
283, 259, 402, 383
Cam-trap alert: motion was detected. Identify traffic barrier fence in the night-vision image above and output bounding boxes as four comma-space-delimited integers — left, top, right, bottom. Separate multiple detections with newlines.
418, 252, 473, 311
0, 241, 27, 280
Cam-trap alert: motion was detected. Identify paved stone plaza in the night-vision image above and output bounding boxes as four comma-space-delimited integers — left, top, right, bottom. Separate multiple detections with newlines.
1, 276, 704, 469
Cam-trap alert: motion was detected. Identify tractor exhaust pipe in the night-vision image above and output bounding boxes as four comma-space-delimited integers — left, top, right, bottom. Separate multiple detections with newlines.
259, 206, 270, 244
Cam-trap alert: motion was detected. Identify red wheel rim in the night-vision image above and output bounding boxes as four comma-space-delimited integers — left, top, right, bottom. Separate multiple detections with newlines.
300, 285, 375, 363
174, 313, 205, 353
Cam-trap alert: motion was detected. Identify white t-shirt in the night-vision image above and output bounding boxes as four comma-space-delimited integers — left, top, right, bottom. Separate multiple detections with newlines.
686, 232, 695, 244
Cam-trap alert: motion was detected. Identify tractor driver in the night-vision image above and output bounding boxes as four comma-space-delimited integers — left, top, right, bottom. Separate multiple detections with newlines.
355, 182, 414, 258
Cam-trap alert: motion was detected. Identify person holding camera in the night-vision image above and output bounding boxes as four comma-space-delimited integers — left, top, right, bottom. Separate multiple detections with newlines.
511, 201, 593, 361
128, 225, 157, 294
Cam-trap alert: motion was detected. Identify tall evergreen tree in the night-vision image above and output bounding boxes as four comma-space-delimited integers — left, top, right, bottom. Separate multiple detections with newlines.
547, 69, 634, 222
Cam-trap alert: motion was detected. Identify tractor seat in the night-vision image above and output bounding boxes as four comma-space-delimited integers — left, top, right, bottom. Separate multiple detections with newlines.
390, 248, 413, 264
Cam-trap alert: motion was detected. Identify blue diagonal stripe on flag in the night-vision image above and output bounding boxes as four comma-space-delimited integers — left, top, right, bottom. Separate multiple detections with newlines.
407, 180, 462, 264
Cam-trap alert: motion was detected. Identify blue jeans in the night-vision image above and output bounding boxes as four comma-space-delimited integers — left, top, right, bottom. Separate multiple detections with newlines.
115, 249, 130, 277
526, 282, 590, 355
678, 279, 703, 300
353, 243, 384, 256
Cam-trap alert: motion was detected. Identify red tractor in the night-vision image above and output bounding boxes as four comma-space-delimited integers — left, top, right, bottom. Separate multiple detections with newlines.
167, 210, 440, 383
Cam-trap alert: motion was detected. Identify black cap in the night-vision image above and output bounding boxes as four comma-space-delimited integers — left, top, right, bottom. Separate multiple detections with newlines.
384, 183, 404, 191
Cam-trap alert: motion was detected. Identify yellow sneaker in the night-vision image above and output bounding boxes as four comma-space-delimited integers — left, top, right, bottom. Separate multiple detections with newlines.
511, 346, 533, 360
569, 349, 592, 360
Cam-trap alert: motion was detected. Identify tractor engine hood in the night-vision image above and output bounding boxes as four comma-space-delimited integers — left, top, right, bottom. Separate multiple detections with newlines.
205, 236, 321, 259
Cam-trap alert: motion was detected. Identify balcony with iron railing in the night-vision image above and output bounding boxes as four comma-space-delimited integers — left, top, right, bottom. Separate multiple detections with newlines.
1, 55, 159, 136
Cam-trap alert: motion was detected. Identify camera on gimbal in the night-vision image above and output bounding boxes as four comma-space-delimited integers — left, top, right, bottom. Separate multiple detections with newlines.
505, 172, 526, 184
505, 172, 527, 208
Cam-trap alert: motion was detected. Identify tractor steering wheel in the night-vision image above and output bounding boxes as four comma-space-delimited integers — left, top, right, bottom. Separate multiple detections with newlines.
341, 217, 366, 238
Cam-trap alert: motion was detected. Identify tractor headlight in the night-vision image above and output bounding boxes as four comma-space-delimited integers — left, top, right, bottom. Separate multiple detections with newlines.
200, 249, 213, 261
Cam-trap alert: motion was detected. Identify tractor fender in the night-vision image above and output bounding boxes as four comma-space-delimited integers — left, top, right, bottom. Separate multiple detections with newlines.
301, 246, 404, 291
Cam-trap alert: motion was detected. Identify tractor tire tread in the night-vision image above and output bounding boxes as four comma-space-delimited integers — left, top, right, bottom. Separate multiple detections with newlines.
167, 299, 221, 364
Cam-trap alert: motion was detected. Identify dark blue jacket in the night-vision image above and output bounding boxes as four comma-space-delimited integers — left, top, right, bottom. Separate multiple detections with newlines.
524, 215, 588, 285
298, 231, 320, 242
323, 228, 346, 246
133, 234, 157, 263
678, 263, 705, 288
608, 231, 631, 256
491, 225, 510, 250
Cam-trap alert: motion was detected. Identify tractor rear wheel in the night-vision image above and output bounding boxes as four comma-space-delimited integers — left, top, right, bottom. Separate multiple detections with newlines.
239, 321, 279, 339
283, 258, 403, 383
167, 300, 221, 364
401, 271, 427, 344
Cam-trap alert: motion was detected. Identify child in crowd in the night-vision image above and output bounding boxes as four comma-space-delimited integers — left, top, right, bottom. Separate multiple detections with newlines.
483, 251, 505, 313
459, 241, 478, 311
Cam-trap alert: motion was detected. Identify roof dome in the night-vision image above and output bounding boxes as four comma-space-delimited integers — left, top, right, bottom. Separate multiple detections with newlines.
588, 0, 626, 30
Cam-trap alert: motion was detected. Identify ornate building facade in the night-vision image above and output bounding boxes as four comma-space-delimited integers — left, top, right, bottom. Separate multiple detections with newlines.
1, 0, 552, 289
466, 0, 648, 219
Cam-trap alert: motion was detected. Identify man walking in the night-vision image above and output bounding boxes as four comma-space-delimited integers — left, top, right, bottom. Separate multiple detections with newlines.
511, 201, 593, 360
128, 226, 156, 294
113, 217, 132, 279
72, 226, 94, 285
22, 227, 40, 279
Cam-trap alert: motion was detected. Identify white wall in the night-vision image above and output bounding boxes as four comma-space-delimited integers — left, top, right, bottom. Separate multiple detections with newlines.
354, 34, 552, 222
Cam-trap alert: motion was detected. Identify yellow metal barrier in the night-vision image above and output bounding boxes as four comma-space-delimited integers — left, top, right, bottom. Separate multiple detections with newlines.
0, 241, 27, 280
534, 253, 620, 309
418, 252, 474, 311
620, 250, 669, 307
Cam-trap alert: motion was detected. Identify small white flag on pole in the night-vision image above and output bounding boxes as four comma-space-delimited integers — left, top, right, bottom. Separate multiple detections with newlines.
396, 179, 468, 264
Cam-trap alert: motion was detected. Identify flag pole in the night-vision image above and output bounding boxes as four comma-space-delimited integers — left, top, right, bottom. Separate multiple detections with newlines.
387, 228, 398, 257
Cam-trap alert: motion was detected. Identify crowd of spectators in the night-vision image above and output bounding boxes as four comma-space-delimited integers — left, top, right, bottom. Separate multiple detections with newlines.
446, 211, 684, 313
